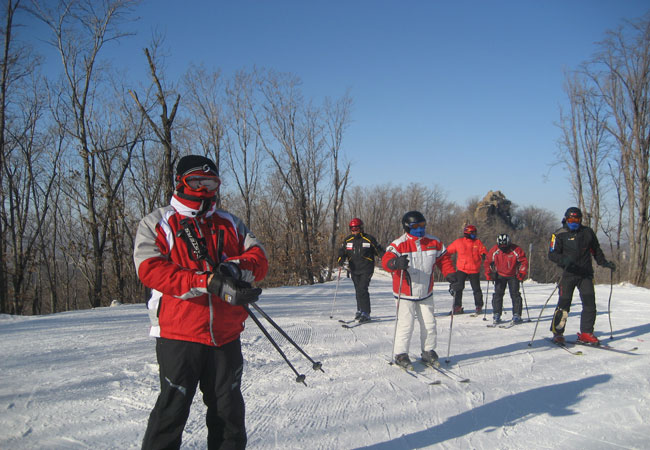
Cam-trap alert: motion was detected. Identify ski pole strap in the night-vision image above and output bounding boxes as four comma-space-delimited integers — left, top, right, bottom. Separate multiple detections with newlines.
177, 218, 218, 269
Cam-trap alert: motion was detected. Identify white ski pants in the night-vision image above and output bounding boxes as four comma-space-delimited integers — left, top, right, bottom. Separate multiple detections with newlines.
393, 297, 437, 356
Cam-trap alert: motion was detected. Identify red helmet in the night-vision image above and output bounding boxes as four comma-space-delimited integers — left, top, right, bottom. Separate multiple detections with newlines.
463, 225, 477, 236
349, 218, 363, 230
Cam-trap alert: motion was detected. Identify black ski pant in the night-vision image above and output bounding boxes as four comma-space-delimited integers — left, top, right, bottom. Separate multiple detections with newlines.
453, 271, 483, 309
552, 273, 597, 334
142, 338, 246, 450
491, 276, 522, 317
351, 271, 373, 315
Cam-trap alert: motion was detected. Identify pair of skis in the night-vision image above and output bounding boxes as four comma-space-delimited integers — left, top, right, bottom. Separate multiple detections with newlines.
387, 358, 470, 385
487, 320, 522, 329
338, 318, 374, 328
546, 337, 638, 355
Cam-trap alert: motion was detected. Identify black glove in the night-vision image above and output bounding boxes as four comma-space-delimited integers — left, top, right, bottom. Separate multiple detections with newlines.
446, 273, 460, 297
208, 271, 261, 305
445, 272, 458, 285
218, 262, 242, 280
387, 255, 409, 271
488, 270, 497, 281
603, 261, 616, 271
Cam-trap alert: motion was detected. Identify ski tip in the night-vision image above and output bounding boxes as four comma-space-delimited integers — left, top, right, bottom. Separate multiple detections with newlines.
460, 379, 470, 383
430, 380, 442, 385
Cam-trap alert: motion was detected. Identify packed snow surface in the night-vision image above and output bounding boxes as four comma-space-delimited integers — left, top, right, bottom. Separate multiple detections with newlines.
1, 271, 649, 449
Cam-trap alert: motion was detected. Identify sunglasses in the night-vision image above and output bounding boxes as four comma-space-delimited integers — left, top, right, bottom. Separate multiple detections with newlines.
566, 217, 581, 224
183, 175, 221, 192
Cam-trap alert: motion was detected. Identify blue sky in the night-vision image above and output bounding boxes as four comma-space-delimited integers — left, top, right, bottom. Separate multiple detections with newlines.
27, 1, 650, 219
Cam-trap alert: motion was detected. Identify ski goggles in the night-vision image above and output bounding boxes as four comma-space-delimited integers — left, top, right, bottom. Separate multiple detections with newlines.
408, 221, 426, 229
566, 217, 581, 224
183, 175, 221, 192
350, 226, 361, 231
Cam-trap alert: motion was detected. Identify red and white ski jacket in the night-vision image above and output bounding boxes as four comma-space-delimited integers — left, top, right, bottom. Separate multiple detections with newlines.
382, 233, 455, 301
133, 194, 268, 347
446, 236, 487, 274
484, 244, 528, 280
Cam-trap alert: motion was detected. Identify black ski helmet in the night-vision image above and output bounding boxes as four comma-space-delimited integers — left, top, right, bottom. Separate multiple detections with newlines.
176, 155, 219, 180
497, 233, 510, 248
564, 207, 582, 221
402, 210, 426, 232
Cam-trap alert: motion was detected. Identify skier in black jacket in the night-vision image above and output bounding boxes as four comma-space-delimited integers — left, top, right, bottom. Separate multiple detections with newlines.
338, 218, 384, 322
548, 207, 615, 345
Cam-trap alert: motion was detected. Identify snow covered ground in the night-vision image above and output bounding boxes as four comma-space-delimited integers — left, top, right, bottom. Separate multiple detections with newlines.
1, 270, 649, 449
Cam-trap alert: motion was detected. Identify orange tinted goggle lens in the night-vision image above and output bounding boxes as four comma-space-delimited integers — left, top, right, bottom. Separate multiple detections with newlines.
183, 175, 220, 191
566, 217, 581, 224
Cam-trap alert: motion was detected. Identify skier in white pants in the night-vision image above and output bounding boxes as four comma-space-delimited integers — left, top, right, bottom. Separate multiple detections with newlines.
382, 211, 457, 369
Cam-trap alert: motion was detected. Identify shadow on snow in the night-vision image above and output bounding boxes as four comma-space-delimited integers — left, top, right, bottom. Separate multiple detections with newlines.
354, 374, 612, 450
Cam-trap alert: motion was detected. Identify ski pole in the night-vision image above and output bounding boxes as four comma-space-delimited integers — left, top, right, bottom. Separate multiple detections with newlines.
607, 268, 614, 340
527, 281, 560, 347
329, 266, 342, 319
483, 280, 490, 321
445, 290, 455, 364
390, 270, 404, 361
245, 305, 307, 385
251, 302, 324, 372
520, 279, 531, 322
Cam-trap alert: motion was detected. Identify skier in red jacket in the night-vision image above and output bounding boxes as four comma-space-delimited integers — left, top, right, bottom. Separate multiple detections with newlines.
484, 234, 528, 325
134, 155, 268, 450
446, 224, 488, 315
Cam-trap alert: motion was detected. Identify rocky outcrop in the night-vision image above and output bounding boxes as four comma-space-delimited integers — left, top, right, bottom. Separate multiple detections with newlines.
474, 190, 515, 229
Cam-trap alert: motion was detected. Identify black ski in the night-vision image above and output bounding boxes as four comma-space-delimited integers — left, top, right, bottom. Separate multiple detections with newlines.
486, 321, 504, 328
432, 364, 470, 383
342, 320, 372, 328
386, 359, 441, 385
569, 340, 639, 355
545, 337, 583, 355
338, 319, 356, 324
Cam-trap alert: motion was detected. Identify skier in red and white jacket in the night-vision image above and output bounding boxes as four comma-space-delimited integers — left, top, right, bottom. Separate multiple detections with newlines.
134, 155, 268, 450
484, 234, 528, 325
382, 211, 456, 369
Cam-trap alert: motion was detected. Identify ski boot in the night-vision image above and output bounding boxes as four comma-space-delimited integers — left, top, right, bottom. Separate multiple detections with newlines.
512, 314, 523, 324
451, 306, 464, 315
475, 306, 482, 315
492, 314, 501, 325
394, 353, 413, 370
552, 333, 565, 345
421, 350, 440, 368
354, 311, 362, 321
358, 312, 371, 323
577, 332, 600, 345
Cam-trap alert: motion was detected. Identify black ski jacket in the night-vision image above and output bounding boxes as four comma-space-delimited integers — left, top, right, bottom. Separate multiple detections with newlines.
548, 224, 607, 278
338, 233, 384, 275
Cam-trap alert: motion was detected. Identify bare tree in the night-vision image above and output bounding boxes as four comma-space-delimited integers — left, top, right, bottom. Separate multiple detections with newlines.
324, 93, 351, 280
180, 64, 228, 212
255, 70, 319, 283
129, 44, 180, 202
223, 68, 263, 223
585, 17, 650, 284
557, 72, 611, 231
30, 0, 139, 307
